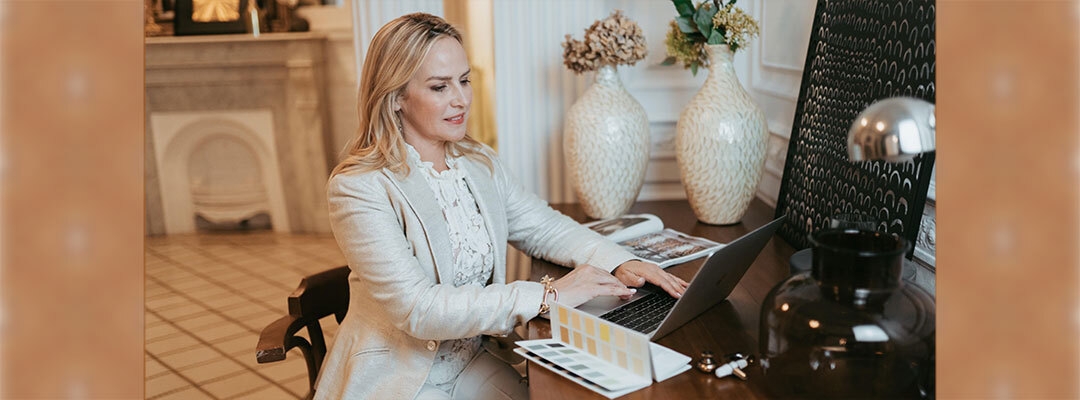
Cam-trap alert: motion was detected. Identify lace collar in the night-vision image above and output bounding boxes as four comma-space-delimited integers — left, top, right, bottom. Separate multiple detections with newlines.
404, 143, 463, 180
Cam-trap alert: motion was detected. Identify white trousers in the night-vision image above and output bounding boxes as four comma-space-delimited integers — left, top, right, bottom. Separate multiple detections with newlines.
415, 351, 529, 400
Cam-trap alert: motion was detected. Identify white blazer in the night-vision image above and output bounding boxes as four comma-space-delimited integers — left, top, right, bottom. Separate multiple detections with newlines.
313, 147, 635, 399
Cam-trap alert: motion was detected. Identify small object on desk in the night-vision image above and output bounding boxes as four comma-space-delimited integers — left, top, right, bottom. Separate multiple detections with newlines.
715, 353, 755, 380
694, 351, 718, 373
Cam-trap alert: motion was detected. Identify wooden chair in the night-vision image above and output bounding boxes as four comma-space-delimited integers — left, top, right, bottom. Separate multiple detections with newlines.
256, 265, 350, 400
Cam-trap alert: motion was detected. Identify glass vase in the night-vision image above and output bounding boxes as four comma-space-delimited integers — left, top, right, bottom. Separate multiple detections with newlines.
759, 229, 935, 398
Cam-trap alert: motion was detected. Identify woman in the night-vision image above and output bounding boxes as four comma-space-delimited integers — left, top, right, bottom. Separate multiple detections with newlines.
316, 13, 688, 400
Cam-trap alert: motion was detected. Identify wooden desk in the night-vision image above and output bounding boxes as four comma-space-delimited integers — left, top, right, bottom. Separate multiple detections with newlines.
525, 198, 795, 399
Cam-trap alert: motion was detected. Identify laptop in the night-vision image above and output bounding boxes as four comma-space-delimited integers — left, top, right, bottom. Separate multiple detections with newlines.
573, 215, 786, 340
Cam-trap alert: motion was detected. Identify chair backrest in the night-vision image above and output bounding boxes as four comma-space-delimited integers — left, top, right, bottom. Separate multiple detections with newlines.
257, 265, 351, 399
289, 265, 351, 325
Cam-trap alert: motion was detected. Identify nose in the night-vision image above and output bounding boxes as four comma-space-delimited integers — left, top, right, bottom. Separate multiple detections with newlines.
450, 85, 468, 109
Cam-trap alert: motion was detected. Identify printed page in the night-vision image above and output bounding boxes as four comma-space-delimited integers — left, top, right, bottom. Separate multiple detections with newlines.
618, 229, 725, 268
583, 214, 664, 243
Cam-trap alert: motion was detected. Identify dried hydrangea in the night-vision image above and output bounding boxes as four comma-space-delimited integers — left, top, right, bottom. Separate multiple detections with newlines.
562, 10, 648, 74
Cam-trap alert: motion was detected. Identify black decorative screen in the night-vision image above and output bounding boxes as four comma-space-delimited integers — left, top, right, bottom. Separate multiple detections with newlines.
774, 0, 936, 253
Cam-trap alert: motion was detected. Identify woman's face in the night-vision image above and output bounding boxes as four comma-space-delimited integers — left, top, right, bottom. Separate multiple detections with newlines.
396, 37, 472, 148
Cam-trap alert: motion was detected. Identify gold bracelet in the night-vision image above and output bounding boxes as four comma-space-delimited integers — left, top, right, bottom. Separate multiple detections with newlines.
539, 275, 558, 314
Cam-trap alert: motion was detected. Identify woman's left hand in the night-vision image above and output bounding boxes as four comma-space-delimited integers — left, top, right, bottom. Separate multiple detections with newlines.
611, 260, 689, 299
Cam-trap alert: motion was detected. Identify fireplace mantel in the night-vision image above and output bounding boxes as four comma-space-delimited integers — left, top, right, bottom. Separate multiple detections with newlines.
145, 32, 333, 234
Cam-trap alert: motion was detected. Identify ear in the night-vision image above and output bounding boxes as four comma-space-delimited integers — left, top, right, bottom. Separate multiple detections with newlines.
392, 91, 404, 113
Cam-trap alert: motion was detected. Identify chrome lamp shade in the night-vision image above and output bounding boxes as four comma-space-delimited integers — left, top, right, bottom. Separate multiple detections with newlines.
847, 97, 936, 162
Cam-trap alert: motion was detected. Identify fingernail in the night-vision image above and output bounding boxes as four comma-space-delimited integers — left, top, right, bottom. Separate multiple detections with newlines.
629, 288, 637, 293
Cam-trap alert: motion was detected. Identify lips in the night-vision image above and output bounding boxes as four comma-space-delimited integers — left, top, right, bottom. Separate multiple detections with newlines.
445, 113, 465, 125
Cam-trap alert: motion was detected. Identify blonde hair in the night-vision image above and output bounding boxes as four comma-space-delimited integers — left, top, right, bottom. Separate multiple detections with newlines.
331, 12, 492, 178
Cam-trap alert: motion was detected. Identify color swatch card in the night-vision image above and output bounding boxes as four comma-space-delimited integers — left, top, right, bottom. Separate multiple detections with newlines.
514, 339, 650, 398
515, 302, 691, 398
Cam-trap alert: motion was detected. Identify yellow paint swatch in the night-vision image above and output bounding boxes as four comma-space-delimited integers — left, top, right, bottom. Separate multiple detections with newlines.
617, 351, 627, 368
585, 318, 594, 335
599, 324, 610, 342
558, 307, 568, 325
587, 338, 596, 355
633, 358, 644, 375
573, 332, 582, 348
559, 327, 570, 344
601, 344, 611, 360
571, 312, 581, 330
615, 329, 625, 347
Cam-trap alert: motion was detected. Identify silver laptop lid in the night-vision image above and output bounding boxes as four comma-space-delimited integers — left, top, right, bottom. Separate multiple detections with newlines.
649, 215, 786, 339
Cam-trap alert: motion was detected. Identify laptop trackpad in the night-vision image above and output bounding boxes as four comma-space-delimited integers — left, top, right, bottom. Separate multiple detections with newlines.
576, 286, 655, 317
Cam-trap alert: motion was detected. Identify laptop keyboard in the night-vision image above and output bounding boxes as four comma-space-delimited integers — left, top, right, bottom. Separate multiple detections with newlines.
599, 293, 678, 334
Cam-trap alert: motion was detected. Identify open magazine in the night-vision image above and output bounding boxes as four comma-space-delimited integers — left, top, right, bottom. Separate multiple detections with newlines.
584, 214, 724, 268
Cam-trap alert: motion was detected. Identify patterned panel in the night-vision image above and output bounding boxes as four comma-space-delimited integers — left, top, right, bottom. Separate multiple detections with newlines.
774, 0, 936, 253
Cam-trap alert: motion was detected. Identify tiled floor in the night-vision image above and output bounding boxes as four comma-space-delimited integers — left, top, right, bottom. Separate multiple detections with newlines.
145, 231, 347, 400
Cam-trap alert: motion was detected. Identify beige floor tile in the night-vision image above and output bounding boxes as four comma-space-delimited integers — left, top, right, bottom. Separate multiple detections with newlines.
146, 295, 187, 311
201, 292, 248, 309
213, 333, 259, 357
253, 356, 308, 383
154, 386, 214, 400
146, 358, 169, 378
230, 384, 299, 400
145, 373, 191, 399
221, 302, 274, 320
239, 313, 280, 332
192, 322, 253, 343
201, 371, 274, 399
184, 284, 232, 299
178, 357, 246, 384
146, 323, 181, 342
155, 303, 209, 320
157, 345, 224, 370
146, 333, 201, 356
280, 375, 312, 398
146, 312, 163, 326
174, 313, 228, 331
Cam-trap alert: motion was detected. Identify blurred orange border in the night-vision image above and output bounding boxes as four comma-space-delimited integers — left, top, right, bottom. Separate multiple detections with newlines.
0, 0, 1078, 398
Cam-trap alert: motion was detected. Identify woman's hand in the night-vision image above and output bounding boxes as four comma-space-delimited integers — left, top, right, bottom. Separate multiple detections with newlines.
551, 265, 637, 308
612, 260, 689, 298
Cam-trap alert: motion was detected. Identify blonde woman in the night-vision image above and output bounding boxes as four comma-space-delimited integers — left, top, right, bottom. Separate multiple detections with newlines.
316, 13, 689, 400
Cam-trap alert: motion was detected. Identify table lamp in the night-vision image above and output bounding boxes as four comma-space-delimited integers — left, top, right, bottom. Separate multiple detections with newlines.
847, 97, 936, 162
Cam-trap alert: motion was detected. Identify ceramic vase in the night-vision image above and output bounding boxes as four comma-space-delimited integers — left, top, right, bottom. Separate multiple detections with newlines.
759, 229, 936, 398
563, 65, 650, 219
675, 44, 767, 225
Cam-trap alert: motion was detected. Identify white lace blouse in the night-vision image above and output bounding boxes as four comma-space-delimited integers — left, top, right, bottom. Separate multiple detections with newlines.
406, 145, 496, 394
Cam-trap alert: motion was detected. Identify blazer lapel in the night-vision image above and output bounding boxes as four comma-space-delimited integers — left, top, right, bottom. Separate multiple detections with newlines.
383, 169, 453, 285
461, 158, 505, 284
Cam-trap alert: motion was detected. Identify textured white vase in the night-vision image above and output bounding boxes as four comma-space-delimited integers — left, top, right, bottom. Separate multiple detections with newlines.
676, 45, 767, 225
563, 65, 650, 219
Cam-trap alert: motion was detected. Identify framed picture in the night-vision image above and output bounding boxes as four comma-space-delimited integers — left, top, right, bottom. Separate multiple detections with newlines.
173, 0, 250, 36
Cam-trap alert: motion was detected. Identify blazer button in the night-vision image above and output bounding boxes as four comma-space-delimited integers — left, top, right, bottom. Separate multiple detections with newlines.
426, 340, 437, 351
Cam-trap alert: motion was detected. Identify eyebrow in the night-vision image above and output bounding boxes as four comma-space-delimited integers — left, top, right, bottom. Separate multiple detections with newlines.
425, 69, 471, 82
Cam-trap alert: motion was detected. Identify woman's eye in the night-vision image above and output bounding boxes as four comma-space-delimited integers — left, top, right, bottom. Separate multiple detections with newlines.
432, 85, 447, 92
461, 78, 471, 85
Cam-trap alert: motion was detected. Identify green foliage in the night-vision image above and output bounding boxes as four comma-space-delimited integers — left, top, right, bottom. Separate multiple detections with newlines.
662, 0, 760, 75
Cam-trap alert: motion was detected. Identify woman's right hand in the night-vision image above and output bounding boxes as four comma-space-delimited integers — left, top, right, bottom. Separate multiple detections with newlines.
550, 265, 636, 308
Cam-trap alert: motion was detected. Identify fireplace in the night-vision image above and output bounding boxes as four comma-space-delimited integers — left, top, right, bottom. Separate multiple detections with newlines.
150, 110, 290, 233
145, 33, 334, 235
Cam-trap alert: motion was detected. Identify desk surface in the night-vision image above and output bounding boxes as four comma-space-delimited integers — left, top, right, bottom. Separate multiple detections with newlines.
525, 198, 795, 399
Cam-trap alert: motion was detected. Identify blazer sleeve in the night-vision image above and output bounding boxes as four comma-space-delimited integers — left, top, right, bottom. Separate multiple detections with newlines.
490, 153, 637, 272
327, 173, 544, 340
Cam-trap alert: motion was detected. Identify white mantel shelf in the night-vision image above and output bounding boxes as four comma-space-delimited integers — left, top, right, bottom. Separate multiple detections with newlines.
145, 31, 327, 45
